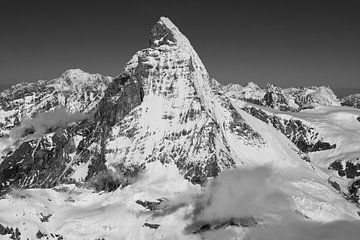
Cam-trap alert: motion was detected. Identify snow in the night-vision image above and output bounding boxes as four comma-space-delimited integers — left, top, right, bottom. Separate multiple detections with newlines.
70, 160, 90, 181
1, 160, 359, 239
0, 162, 201, 240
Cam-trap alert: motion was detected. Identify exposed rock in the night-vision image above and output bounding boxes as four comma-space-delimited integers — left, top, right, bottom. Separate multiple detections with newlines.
329, 158, 360, 179
328, 178, 341, 192
0, 224, 21, 240
35, 230, 64, 240
0, 129, 74, 195
143, 223, 161, 229
191, 217, 260, 234
342, 94, 360, 109
348, 179, 360, 203
39, 213, 52, 223
136, 199, 164, 211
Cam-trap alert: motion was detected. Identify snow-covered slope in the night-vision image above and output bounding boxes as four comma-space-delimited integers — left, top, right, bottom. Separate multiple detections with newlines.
0, 17, 360, 240
232, 99, 360, 206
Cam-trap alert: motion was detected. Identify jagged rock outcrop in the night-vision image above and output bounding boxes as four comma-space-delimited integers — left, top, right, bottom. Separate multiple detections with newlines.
329, 158, 360, 179
0, 223, 21, 239
329, 157, 360, 204
342, 94, 360, 109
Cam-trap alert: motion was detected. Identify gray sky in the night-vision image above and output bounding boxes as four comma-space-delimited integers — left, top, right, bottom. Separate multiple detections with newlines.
1, 0, 359, 96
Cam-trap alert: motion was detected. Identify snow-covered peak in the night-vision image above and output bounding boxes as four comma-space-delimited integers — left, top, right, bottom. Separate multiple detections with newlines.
126, 16, 211, 103
61, 68, 89, 80
149, 17, 205, 67
0, 69, 112, 137
284, 86, 341, 108
43, 69, 112, 95
61, 68, 111, 82
246, 81, 260, 89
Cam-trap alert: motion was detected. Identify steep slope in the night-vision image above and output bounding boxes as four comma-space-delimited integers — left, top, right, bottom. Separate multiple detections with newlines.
0, 17, 359, 240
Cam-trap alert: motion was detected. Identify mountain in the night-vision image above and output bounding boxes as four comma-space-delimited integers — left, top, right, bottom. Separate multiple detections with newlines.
0, 69, 112, 138
0, 17, 360, 240
223, 82, 341, 111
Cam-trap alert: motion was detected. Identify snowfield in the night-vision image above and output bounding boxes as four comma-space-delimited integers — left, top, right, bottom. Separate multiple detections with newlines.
1, 161, 360, 240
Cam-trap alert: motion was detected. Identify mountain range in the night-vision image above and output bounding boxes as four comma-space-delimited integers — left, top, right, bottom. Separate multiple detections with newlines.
0, 17, 360, 240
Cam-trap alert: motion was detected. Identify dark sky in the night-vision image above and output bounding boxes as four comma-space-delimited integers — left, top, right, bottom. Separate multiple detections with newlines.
1, 0, 359, 95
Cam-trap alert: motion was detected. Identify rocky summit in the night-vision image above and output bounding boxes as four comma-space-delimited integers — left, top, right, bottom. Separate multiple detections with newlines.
1, 17, 360, 240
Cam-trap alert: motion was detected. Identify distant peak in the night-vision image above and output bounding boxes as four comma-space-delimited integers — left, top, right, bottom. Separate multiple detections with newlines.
58, 69, 111, 87
245, 82, 260, 89
62, 69, 88, 79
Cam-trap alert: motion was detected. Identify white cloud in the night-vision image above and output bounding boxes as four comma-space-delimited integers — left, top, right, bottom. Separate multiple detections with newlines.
10, 107, 87, 140
247, 218, 360, 240
192, 166, 292, 223
186, 165, 360, 240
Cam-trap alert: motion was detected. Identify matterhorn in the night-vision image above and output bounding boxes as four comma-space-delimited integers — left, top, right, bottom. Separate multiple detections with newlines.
0, 17, 360, 240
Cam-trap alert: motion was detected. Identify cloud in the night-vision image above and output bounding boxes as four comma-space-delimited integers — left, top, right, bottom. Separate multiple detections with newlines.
185, 165, 360, 240
246, 218, 360, 240
0, 107, 88, 159
192, 166, 292, 223
9, 107, 87, 140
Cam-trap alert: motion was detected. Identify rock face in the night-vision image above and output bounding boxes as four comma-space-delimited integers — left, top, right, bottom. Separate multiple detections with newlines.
329, 158, 360, 179
329, 157, 360, 203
